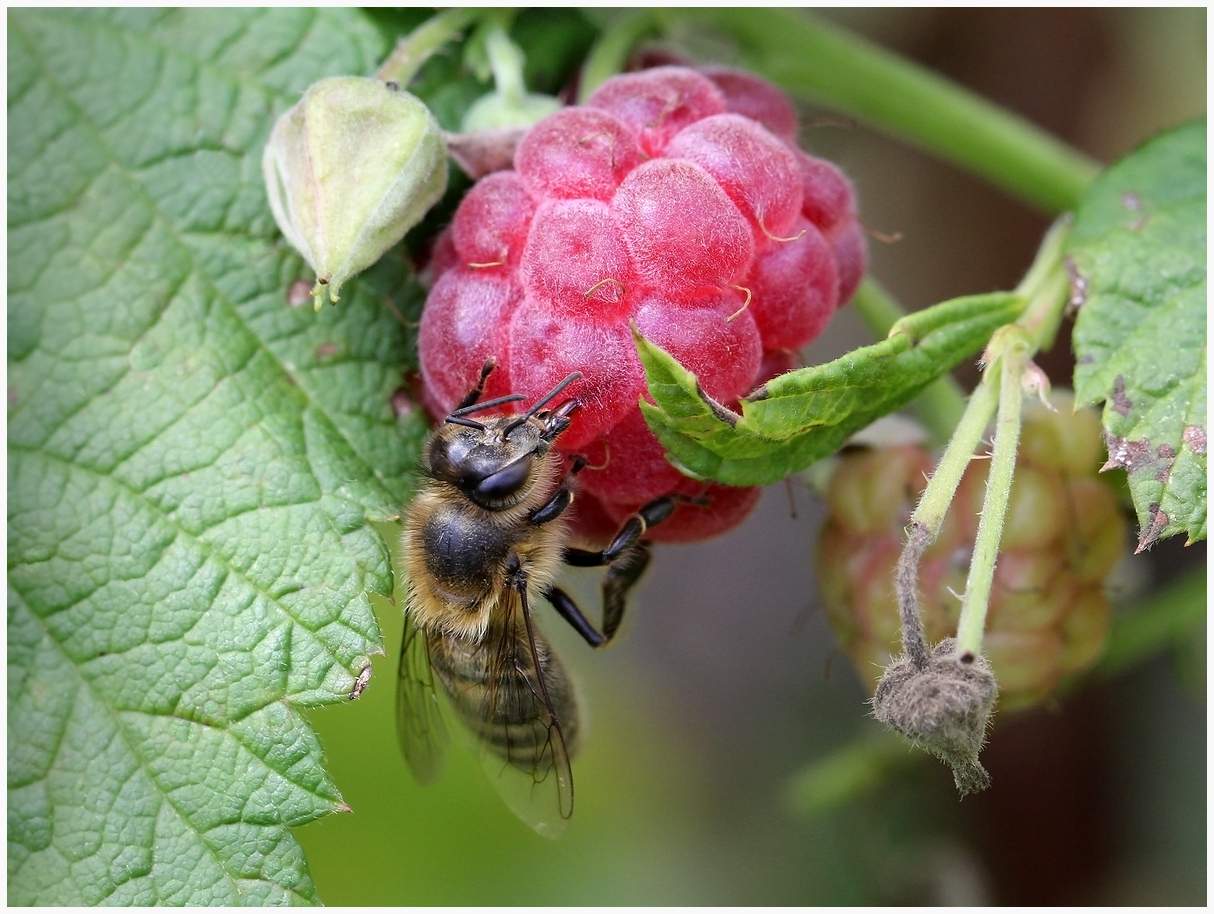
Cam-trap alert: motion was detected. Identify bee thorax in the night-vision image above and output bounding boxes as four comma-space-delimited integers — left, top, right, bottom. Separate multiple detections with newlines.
419, 505, 515, 597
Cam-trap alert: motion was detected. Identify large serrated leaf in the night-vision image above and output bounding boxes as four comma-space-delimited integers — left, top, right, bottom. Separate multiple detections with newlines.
1067, 120, 1207, 550
637, 291, 1023, 485
8, 9, 429, 905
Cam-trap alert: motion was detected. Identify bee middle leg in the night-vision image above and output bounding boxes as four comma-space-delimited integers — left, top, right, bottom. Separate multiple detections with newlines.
546, 493, 707, 646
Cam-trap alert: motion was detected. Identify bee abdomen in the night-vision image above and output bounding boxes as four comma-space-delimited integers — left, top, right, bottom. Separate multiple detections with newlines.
430, 629, 580, 766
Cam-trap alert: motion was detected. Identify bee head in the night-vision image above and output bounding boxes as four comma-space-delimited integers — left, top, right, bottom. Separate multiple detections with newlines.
428, 373, 581, 511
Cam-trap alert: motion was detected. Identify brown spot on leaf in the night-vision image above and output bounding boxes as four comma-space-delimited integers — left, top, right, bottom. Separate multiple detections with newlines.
1120, 191, 1142, 211
316, 342, 339, 360
1135, 503, 1169, 553
1154, 444, 1177, 483
1064, 254, 1087, 311
1183, 425, 1206, 454
1110, 376, 1132, 416
1101, 431, 1153, 474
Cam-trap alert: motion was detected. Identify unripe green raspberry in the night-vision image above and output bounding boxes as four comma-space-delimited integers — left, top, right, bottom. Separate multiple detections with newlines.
817, 392, 1128, 709
987, 549, 1070, 631
982, 628, 1064, 708
1019, 390, 1105, 476
1058, 585, 1112, 674
1064, 478, 1126, 582
263, 76, 448, 310
824, 445, 934, 536
999, 464, 1068, 549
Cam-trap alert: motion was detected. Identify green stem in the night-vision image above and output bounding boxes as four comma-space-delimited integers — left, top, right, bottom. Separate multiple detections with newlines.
910, 378, 999, 536
376, 7, 485, 86
578, 10, 661, 102
1011, 217, 1072, 352
849, 276, 904, 335
851, 278, 968, 445
954, 328, 1029, 661
670, 9, 1102, 213
483, 24, 527, 106
894, 377, 999, 669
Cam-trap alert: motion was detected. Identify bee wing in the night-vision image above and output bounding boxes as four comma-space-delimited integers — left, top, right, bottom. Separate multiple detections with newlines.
396, 611, 451, 785
479, 587, 575, 839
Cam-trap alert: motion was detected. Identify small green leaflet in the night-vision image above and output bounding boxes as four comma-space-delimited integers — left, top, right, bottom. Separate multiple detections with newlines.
1067, 120, 1207, 549
637, 291, 1024, 486
8, 9, 429, 905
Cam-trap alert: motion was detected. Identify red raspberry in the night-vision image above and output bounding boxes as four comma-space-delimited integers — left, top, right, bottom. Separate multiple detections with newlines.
664, 113, 804, 237
420, 65, 867, 543
612, 158, 755, 295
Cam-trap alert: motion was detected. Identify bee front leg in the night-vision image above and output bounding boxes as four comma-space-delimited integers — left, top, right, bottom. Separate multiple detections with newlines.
454, 358, 498, 411
529, 457, 588, 526
547, 541, 649, 645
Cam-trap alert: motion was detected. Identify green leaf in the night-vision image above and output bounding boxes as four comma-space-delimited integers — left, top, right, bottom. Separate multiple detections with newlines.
8, 9, 429, 904
637, 292, 1024, 486
1067, 120, 1207, 549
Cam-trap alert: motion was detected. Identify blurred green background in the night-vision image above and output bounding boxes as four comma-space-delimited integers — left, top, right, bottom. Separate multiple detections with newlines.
295, 9, 1206, 904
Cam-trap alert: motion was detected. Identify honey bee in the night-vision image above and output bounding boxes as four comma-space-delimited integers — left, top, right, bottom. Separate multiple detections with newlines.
397, 361, 699, 837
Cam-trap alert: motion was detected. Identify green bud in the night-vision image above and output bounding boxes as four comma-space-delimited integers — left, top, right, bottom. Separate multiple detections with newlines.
461, 89, 561, 133
461, 24, 561, 132
262, 76, 448, 310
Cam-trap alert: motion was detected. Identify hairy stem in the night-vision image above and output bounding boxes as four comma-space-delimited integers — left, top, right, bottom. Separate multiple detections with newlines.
955, 329, 1028, 662
910, 379, 1000, 535
377, 8, 484, 86
892, 377, 1000, 669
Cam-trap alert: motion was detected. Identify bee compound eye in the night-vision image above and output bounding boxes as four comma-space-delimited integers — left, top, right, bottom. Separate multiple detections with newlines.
473, 457, 533, 503
427, 436, 458, 480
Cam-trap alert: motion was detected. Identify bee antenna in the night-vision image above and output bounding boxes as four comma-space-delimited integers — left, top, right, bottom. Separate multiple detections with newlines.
444, 416, 487, 430
504, 372, 583, 436
446, 393, 528, 424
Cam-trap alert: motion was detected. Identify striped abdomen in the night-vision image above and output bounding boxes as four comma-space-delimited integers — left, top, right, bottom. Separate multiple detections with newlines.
427, 613, 580, 768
